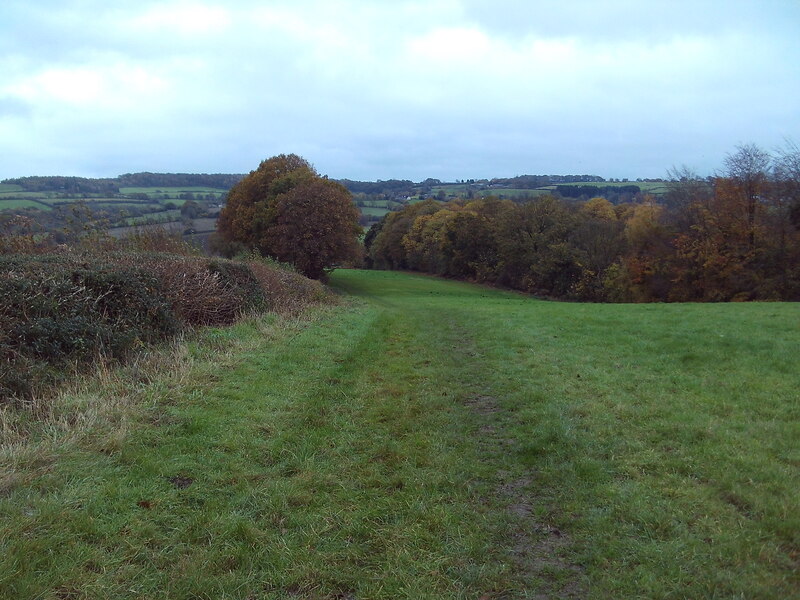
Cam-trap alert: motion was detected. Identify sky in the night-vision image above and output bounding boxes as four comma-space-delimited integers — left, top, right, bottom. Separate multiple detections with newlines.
1, 0, 799, 182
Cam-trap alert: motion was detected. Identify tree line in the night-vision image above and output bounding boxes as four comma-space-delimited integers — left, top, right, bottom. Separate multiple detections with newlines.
365, 143, 800, 302
3, 173, 245, 193
489, 174, 606, 188
556, 184, 641, 199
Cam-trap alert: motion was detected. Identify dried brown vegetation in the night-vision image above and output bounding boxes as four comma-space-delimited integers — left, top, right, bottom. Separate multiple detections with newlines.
0, 230, 330, 404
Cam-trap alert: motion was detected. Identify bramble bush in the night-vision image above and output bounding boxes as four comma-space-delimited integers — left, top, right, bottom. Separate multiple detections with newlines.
0, 243, 329, 402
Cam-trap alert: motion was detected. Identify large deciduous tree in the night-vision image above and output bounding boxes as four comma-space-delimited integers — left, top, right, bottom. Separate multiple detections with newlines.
722, 143, 771, 248
216, 154, 361, 279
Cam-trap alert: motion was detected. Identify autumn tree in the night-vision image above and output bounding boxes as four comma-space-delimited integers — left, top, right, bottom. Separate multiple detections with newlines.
402, 208, 461, 274
760, 140, 800, 297
723, 143, 771, 248
571, 197, 626, 300
442, 199, 506, 280
670, 179, 759, 300
216, 154, 360, 279
367, 200, 441, 269
494, 196, 581, 296
612, 198, 673, 301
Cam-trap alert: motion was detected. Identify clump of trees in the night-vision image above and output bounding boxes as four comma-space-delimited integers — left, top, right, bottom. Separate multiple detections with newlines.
366, 143, 800, 302
215, 154, 361, 279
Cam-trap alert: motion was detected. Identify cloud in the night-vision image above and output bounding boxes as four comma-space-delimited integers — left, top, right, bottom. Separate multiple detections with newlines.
0, 0, 798, 180
130, 2, 232, 34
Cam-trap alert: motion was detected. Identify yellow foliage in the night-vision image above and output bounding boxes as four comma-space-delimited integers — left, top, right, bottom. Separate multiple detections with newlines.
581, 197, 617, 221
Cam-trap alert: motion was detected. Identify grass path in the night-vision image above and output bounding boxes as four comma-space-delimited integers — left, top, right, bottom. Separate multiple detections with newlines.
1, 270, 798, 598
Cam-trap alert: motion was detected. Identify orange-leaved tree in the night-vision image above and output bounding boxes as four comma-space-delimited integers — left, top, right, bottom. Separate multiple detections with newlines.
216, 154, 361, 279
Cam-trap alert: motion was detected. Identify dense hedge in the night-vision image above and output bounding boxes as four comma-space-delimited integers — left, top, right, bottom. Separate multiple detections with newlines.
0, 251, 327, 401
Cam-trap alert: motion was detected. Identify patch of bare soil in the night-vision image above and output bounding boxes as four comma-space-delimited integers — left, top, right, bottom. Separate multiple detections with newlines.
502, 475, 585, 599
465, 394, 586, 599
168, 475, 194, 489
465, 394, 501, 415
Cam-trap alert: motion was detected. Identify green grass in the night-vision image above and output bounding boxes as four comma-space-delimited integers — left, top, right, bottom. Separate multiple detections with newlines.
0, 184, 24, 193
430, 185, 468, 195
553, 181, 670, 194
333, 271, 799, 597
0, 199, 52, 210
118, 209, 182, 226
119, 186, 227, 196
478, 188, 548, 199
361, 206, 391, 217
0, 191, 60, 199
1, 270, 797, 598
91, 201, 166, 210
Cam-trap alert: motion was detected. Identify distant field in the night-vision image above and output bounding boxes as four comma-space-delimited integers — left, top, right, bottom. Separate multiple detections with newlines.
108, 216, 217, 238
359, 199, 391, 208
189, 217, 218, 232
0, 191, 61, 200
639, 182, 670, 193
361, 206, 391, 217
119, 186, 227, 196
479, 188, 548, 199
106, 220, 185, 238
0, 199, 52, 210
92, 201, 166, 210
118, 209, 182, 226
0, 184, 227, 226
431, 185, 468, 195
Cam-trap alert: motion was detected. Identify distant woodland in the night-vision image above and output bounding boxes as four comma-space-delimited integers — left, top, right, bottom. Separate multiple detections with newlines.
3, 173, 245, 194
366, 144, 800, 302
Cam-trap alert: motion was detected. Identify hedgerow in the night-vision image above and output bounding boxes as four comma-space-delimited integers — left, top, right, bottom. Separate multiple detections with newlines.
0, 249, 329, 402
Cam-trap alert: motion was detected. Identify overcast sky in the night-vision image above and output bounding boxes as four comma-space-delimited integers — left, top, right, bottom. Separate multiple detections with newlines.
1, 0, 798, 182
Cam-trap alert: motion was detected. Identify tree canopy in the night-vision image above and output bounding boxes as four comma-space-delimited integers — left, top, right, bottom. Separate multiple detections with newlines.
365, 142, 800, 301
216, 154, 361, 278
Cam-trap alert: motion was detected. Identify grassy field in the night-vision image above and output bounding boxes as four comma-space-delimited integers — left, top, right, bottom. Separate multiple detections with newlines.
91, 201, 166, 209
0, 199, 52, 210
478, 188, 548, 199
119, 209, 182, 226
361, 206, 391, 217
0, 187, 225, 214
0, 191, 61, 199
358, 200, 391, 208
1, 270, 797, 598
119, 186, 227, 197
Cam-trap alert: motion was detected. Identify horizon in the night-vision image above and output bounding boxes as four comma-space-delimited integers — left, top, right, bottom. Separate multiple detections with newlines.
0, 169, 677, 186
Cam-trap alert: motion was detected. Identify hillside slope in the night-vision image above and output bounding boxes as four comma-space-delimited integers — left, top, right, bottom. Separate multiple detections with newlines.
1, 270, 797, 598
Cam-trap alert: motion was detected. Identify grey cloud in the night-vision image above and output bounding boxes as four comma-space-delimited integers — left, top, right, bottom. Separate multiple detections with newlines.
0, 0, 798, 181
